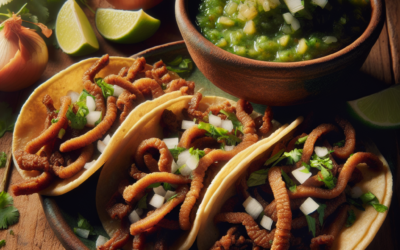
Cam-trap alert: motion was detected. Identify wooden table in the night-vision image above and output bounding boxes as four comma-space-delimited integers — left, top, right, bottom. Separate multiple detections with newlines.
0, 0, 399, 249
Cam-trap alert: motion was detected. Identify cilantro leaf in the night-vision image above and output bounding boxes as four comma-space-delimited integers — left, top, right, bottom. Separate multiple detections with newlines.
305, 215, 316, 237
300, 162, 311, 173
317, 204, 327, 225
333, 140, 345, 147
317, 167, 336, 189
0, 206, 19, 229
66, 106, 87, 130
27, 0, 49, 23
247, 169, 269, 187
77, 214, 95, 235
281, 169, 296, 192
167, 194, 178, 202
220, 110, 243, 132
283, 148, 303, 165
0, 102, 15, 138
169, 146, 186, 161
51, 118, 59, 124
166, 57, 194, 77
360, 192, 388, 213
0, 239, 4, 248
310, 154, 333, 170
264, 149, 284, 166
295, 135, 308, 145
189, 148, 205, 159
137, 194, 148, 209
9, 230, 13, 235
163, 183, 174, 191
0, 153, 6, 168
198, 122, 241, 146
95, 78, 114, 99
0, 192, 13, 209
168, 55, 183, 66
345, 209, 356, 227
147, 183, 161, 188
346, 195, 365, 211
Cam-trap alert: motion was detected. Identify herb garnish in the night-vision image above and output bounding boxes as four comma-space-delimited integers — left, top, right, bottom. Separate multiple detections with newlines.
198, 122, 241, 146
219, 110, 243, 133
345, 209, 356, 227
295, 135, 308, 145
75, 213, 95, 235
0, 192, 19, 229
305, 215, 316, 237
166, 56, 194, 77
169, 146, 186, 161
360, 192, 388, 212
247, 169, 269, 187
281, 169, 296, 193
95, 78, 114, 99
0, 102, 15, 138
137, 194, 148, 209
0, 153, 6, 168
167, 194, 178, 202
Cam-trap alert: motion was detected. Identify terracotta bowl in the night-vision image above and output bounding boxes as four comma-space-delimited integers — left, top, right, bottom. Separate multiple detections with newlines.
175, 0, 385, 106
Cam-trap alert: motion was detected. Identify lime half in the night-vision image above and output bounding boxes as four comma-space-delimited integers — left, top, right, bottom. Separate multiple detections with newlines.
347, 84, 400, 129
95, 8, 160, 44
56, 0, 99, 56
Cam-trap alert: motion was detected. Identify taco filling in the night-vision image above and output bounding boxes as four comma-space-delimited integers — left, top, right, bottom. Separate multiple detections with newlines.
12, 55, 195, 196
209, 117, 389, 250
98, 93, 276, 249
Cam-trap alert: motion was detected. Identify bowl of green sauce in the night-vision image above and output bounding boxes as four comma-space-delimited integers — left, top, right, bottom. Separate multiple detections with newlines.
175, 0, 385, 105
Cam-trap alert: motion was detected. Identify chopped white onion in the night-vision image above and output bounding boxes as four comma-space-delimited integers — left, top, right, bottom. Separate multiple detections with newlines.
149, 194, 165, 208
164, 191, 177, 202
177, 150, 191, 166
84, 160, 96, 170
171, 160, 179, 173
186, 154, 199, 170
113, 85, 124, 97
311, 0, 328, 8
128, 210, 141, 224
314, 146, 329, 158
269, 0, 281, 8
96, 235, 109, 248
225, 145, 235, 151
260, 215, 273, 230
67, 90, 79, 104
179, 165, 192, 176
135, 208, 143, 216
292, 166, 312, 184
323, 36, 338, 44
284, 0, 304, 13
351, 186, 363, 199
86, 96, 96, 112
153, 186, 167, 196
221, 120, 234, 131
86, 111, 102, 127
243, 196, 263, 219
181, 120, 196, 130
209, 114, 222, 127
102, 134, 111, 145
263, 1, 270, 11
97, 140, 107, 153
163, 138, 179, 149
283, 12, 294, 24
300, 197, 320, 215
291, 17, 300, 31
75, 228, 90, 238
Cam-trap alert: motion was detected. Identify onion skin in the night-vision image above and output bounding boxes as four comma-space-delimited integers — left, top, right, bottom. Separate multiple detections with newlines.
0, 15, 48, 92
106, 0, 164, 10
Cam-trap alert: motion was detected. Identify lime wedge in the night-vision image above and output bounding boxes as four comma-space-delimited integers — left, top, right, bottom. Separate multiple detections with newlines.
346, 84, 400, 129
95, 8, 160, 44
56, 0, 99, 56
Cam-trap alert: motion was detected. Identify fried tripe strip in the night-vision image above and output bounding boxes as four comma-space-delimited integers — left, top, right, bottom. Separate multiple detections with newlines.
259, 106, 273, 135
52, 144, 94, 179
135, 138, 174, 173
11, 171, 55, 196
126, 57, 146, 82
332, 116, 356, 159
133, 78, 164, 98
164, 79, 195, 95
14, 150, 51, 172
178, 126, 207, 149
98, 221, 130, 250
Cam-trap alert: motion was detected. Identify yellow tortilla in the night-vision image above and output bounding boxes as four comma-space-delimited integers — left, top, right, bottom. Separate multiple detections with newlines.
198, 125, 392, 250
95, 95, 288, 250
12, 57, 183, 196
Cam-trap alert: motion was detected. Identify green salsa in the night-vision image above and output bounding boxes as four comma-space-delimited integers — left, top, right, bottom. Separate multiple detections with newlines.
196, 0, 371, 62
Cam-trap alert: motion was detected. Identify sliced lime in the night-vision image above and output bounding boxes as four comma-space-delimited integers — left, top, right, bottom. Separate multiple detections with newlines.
95, 8, 160, 44
346, 84, 400, 129
56, 0, 99, 56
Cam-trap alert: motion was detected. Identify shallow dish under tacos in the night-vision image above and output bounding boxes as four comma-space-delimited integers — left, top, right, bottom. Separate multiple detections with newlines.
12, 55, 195, 196
198, 116, 392, 250
95, 93, 302, 249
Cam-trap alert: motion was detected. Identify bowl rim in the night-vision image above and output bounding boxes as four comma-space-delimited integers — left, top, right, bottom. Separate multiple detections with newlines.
175, 0, 385, 68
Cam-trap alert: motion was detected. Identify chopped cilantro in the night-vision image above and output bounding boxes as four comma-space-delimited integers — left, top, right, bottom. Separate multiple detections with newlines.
163, 183, 174, 191
167, 55, 183, 66
198, 122, 241, 146
51, 118, 59, 124
0, 240, 4, 248
295, 135, 308, 145
9, 230, 14, 236
346, 195, 365, 211
66, 106, 87, 130
264, 149, 284, 166
283, 148, 303, 165
281, 169, 296, 192
317, 204, 327, 225
167, 194, 178, 202
137, 194, 148, 209
189, 148, 205, 159
247, 169, 269, 187
219, 110, 243, 133
78, 89, 95, 103
310, 154, 333, 170
166, 57, 194, 77
305, 215, 316, 237
333, 140, 345, 147
360, 192, 388, 213
317, 167, 336, 189
0, 102, 15, 138
95, 78, 114, 99
161, 83, 167, 90
147, 183, 161, 189
300, 162, 311, 173
77, 214, 95, 235
0, 152, 6, 168
175, 164, 187, 175
169, 146, 186, 161
0, 192, 19, 229
345, 209, 356, 227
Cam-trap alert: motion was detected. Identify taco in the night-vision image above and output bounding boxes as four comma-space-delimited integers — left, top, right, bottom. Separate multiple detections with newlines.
198, 116, 392, 250
11, 55, 195, 196
95, 93, 302, 249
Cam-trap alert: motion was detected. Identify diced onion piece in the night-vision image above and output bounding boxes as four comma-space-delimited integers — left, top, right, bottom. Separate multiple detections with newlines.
314, 146, 329, 158
291, 166, 312, 184
225, 1, 238, 15
297, 38, 308, 55
181, 120, 196, 130
102, 134, 111, 145
243, 196, 263, 219
282, 24, 292, 34
171, 160, 179, 173
136, 208, 143, 216
350, 186, 363, 199
97, 140, 107, 153
128, 209, 141, 224
291, 17, 300, 31
218, 16, 235, 27
96, 235, 109, 248
67, 90, 79, 104
179, 165, 192, 177
323, 36, 338, 44
312, 0, 328, 8
86, 96, 96, 112
283, 12, 294, 24
75, 228, 90, 238
164, 191, 177, 201
113, 85, 124, 97
86, 111, 102, 127
268, 0, 281, 8
300, 197, 320, 215
243, 20, 256, 35
84, 160, 96, 170
221, 120, 234, 131
186, 154, 199, 170
177, 150, 191, 166
149, 194, 165, 208
209, 114, 222, 127
163, 138, 179, 149
284, 0, 304, 13
153, 186, 167, 196
279, 35, 290, 47
260, 215, 273, 230
225, 145, 235, 151
263, 0, 270, 11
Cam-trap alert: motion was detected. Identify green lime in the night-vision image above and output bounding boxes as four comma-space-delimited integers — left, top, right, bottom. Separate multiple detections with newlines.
56, 0, 99, 56
346, 84, 400, 129
95, 8, 160, 44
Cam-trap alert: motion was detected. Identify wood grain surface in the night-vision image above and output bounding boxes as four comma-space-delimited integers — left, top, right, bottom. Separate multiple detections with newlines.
0, 0, 399, 249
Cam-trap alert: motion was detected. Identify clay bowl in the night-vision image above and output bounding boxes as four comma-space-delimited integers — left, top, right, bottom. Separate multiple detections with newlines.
175, 0, 385, 106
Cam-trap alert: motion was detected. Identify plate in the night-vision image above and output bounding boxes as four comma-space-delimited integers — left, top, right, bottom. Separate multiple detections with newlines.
40, 41, 396, 250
